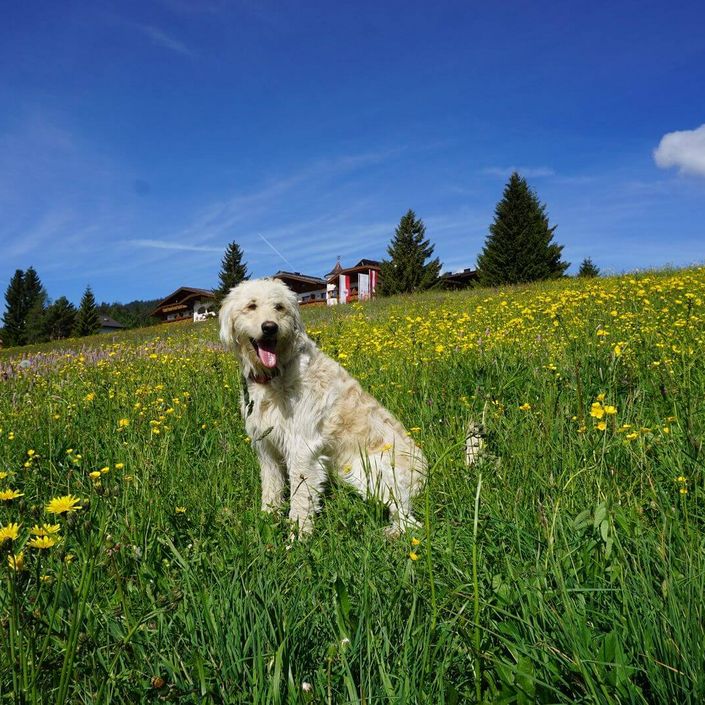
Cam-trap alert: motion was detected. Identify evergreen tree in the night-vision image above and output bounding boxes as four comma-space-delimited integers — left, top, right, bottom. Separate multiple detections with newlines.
378, 210, 441, 296
2, 270, 26, 346
22, 267, 48, 344
73, 286, 101, 337
45, 296, 77, 340
476, 172, 569, 287
215, 241, 249, 305
578, 257, 600, 278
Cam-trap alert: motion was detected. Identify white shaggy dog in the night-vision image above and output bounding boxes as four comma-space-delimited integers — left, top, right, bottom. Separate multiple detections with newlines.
219, 278, 426, 537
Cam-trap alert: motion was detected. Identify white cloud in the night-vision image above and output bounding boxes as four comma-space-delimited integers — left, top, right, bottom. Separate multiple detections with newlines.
133, 23, 194, 56
125, 239, 223, 252
653, 123, 705, 177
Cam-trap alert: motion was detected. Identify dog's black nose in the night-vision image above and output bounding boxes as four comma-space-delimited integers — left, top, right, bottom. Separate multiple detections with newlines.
261, 320, 279, 336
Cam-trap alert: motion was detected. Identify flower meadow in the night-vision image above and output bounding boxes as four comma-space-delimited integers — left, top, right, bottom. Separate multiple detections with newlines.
1, 268, 704, 704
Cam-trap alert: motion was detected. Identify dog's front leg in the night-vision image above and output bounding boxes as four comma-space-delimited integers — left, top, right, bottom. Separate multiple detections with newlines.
255, 441, 287, 512
287, 445, 327, 537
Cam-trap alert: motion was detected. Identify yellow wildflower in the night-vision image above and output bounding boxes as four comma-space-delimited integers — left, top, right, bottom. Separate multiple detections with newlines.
30, 524, 61, 536
0, 523, 20, 543
519, 403, 532, 411
27, 536, 58, 550
0, 489, 24, 501
8, 552, 25, 571
409, 551, 419, 561
45, 495, 82, 515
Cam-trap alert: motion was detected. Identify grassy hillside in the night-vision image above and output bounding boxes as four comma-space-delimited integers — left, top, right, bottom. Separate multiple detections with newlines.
1, 268, 704, 703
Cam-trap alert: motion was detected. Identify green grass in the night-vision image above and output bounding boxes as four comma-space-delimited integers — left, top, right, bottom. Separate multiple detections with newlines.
1, 269, 704, 703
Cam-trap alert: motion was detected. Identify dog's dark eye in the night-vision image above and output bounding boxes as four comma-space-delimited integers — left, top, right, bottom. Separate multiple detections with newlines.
274, 303, 285, 312
247, 302, 257, 311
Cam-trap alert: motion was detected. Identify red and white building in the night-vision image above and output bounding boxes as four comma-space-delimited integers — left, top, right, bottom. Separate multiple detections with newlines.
325, 259, 380, 305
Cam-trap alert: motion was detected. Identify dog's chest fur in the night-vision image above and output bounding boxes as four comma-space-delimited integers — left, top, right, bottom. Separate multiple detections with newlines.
241, 347, 331, 457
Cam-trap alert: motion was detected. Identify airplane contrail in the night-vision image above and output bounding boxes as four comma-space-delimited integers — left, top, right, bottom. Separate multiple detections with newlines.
257, 233, 296, 270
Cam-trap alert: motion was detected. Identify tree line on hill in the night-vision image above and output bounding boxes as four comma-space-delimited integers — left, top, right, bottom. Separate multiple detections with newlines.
215, 171, 600, 299
1, 268, 160, 348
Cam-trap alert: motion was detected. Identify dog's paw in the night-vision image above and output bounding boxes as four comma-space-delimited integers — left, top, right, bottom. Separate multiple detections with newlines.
384, 514, 421, 539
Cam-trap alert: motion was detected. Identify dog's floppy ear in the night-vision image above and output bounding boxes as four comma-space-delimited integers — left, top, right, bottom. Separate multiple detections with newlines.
285, 286, 304, 333
218, 289, 238, 348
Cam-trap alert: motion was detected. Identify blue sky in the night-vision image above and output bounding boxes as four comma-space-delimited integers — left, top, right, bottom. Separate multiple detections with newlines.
2, 0, 704, 306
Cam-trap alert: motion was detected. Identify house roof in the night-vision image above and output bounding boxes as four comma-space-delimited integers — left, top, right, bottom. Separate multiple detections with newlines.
272, 271, 327, 295
326, 259, 381, 283
272, 271, 327, 286
99, 315, 125, 329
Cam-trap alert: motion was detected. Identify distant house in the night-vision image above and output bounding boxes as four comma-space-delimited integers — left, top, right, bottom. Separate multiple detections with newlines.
272, 271, 328, 306
98, 315, 126, 334
439, 268, 478, 289
326, 259, 381, 305
151, 287, 215, 323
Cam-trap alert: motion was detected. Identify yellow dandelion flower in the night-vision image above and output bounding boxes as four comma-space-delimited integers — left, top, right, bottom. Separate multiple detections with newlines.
519, 403, 532, 411
0, 489, 24, 501
0, 523, 20, 543
603, 405, 617, 415
411, 537, 421, 546
115, 463, 124, 470
409, 551, 419, 561
8, 552, 25, 571
45, 495, 82, 515
175, 506, 187, 514
27, 536, 57, 550
30, 523, 61, 536
0, 471, 9, 480
100, 466, 110, 474
27, 449, 36, 457
596, 421, 607, 431
118, 419, 130, 428
590, 403, 605, 419
89, 471, 101, 480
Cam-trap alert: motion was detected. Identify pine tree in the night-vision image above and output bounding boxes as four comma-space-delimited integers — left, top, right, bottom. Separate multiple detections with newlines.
215, 242, 249, 305
578, 257, 600, 278
378, 210, 441, 296
2, 270, 26, 347
476, 172, 569, 287
22, 268, 48, 344
73, 286, 101, 337
45, 296, 77, 340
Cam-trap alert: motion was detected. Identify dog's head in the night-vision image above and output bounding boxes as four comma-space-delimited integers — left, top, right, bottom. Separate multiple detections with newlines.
219, 278, 303, 377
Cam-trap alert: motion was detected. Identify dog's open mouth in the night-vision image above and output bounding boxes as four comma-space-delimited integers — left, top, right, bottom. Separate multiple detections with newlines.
251, 338, 278, 369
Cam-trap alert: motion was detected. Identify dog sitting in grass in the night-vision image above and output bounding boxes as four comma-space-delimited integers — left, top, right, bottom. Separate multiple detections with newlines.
219, 278, 426, 538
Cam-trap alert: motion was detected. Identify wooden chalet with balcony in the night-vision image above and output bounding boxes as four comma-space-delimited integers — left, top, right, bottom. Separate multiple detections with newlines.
151, 287, 216, 323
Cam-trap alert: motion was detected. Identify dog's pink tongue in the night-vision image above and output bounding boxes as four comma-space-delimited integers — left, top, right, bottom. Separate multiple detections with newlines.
257, 341, 277, 368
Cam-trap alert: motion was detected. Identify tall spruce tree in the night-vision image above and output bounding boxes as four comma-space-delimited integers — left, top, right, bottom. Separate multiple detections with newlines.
73, 286, 101, 337
45, 296, 77, 340
2, 270, 26, 346
23, 268, 49, 344
215, 241, 249, 305
578, 257, 600, 278
476, 172, 569, 287
378, 210, 441, 296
